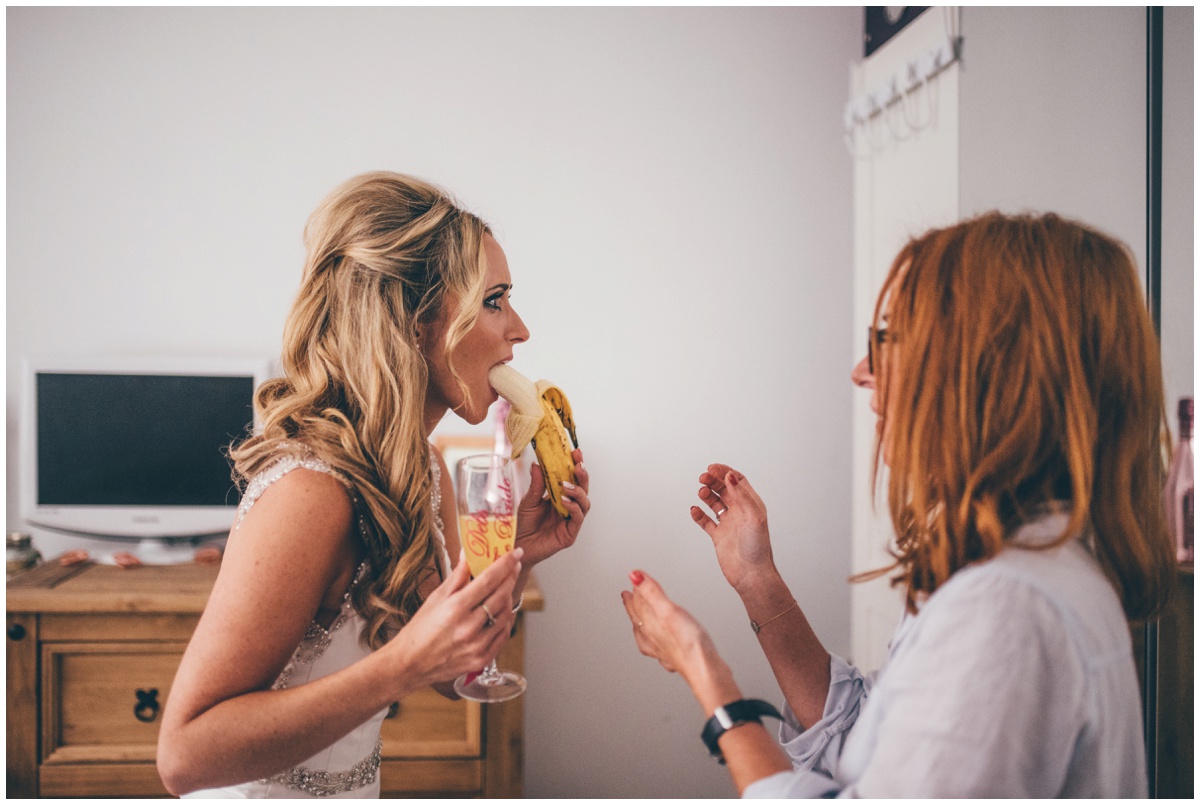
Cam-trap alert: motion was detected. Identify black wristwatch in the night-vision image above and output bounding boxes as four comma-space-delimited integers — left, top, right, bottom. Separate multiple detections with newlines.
701, 698, 783, 764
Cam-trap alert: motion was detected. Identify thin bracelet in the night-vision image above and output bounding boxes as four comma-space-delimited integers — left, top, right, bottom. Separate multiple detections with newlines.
512, 593, 524, 615
750, 600, 797, 634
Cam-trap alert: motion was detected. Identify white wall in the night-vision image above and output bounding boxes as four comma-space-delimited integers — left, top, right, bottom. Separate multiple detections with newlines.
1161, 6, 1194, 422
961, 4, 1193, 434
959, 6, 1147, 269
6, 7, 859, 797
848, 8, 963, 672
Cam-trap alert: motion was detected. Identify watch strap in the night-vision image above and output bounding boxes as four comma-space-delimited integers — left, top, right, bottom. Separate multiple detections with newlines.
700, 698, 783, 764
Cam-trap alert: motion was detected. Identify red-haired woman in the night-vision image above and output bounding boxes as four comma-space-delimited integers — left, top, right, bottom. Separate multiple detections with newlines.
623, 212, 1174, 797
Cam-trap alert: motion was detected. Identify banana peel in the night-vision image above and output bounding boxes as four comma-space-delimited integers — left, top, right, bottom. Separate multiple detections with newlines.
488, 364, 579, 518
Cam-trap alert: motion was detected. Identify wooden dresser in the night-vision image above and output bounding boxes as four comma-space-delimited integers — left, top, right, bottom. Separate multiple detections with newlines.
1134, 566, 1194, 799
6, 559, 542, 798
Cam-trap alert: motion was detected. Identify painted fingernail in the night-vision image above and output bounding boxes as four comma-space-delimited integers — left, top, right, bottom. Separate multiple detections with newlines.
728, 473, 739, 487
562, 481, 577, 491
464, 671, 481, 685
513, 547, 525, 560
630, 570, 645, 586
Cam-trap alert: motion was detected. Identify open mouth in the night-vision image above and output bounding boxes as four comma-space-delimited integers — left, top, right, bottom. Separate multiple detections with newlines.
488, 359, 513, 394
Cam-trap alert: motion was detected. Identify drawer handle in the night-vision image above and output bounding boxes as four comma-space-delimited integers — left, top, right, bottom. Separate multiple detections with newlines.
7, 623, 26, 641
134, 688, 160, 723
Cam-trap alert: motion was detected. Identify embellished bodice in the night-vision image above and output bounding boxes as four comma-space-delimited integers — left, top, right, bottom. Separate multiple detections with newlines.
183, 447, 447, 799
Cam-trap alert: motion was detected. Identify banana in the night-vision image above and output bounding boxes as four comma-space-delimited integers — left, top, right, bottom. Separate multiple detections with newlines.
488, 364, 580, 518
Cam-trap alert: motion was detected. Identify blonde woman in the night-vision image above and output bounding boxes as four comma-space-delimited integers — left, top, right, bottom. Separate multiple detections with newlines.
157, 172, 590, 797
622, 212, 1173, 797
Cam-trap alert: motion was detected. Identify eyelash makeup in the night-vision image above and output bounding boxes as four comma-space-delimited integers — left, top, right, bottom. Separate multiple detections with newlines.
484, 290, 510, 311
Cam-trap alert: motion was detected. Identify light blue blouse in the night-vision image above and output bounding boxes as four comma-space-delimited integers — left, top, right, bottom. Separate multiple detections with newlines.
745, 511, 1147, 798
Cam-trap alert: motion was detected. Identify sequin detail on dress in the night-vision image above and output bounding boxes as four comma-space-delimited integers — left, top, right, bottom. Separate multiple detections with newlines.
272, 561, 369, 691
429, 450, 444, 533
259, 737, 383, 797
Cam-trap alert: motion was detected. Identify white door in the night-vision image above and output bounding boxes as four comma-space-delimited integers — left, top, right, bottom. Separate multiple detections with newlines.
848, 8, 961, 671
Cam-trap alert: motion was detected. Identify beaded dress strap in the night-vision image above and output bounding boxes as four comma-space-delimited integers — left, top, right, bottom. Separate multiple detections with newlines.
237, 454, 353, 528
429, 443, 444, 533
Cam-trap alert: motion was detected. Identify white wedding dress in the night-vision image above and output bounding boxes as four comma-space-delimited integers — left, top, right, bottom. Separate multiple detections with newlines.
184, 449, 448, 798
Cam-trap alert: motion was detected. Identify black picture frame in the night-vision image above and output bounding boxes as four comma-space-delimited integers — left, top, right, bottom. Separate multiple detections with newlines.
863, 6, 929, 57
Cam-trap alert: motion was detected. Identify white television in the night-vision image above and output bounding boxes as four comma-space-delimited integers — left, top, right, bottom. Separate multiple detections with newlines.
19, 355, 275, 563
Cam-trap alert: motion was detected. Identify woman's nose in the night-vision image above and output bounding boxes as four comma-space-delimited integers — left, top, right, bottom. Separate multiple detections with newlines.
851, 355, 875, 390
511, 311, 530, 344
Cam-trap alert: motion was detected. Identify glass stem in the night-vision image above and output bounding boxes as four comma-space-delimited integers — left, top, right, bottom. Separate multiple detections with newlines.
476, 660, 505, 685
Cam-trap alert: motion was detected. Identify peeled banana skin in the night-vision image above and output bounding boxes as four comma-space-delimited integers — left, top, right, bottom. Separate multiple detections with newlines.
488, 364, 580, 518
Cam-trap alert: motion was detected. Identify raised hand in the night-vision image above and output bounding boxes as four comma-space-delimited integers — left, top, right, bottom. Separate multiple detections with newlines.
514, 449, 590, 566
690, 464, 777, 594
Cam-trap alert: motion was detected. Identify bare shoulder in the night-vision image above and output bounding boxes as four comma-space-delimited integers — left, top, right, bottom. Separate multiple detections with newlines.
237, 466, 355, 546
169, 468, 359, 713
220, 466, 359, 615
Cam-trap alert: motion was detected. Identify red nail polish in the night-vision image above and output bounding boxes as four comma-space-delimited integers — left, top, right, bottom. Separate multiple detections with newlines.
630, 570, 645, 586
464, 671, 481, 685
728, 473, 738, 487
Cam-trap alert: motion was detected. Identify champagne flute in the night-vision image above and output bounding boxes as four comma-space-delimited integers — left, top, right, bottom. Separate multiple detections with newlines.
453, 453, 527, 702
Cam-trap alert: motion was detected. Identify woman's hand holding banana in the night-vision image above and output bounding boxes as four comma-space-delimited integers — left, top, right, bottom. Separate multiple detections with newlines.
489, 364, 590, 566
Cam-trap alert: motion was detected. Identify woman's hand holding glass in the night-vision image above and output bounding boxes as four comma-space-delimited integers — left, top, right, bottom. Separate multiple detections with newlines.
453, 454, 529, 701
691, 464, 779, 595
514, 448, 590, 566
392, 547, 521, 691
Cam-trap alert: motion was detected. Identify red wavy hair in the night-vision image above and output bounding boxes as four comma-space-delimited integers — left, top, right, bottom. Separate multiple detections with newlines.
865, 211, 1174, 620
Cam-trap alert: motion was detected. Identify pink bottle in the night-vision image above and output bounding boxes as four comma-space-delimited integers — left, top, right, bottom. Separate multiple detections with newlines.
1165, 397, 1193, 564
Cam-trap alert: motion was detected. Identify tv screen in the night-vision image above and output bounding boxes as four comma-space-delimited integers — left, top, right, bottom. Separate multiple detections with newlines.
36, 373, 252, 507
20, 356, 273, 542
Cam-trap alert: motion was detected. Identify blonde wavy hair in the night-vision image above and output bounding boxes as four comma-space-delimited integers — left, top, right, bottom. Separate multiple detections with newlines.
232, 172, 490, 648
865, 211, 1174, 621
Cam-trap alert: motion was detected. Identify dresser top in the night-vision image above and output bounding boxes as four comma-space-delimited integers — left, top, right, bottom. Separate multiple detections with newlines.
6, 557, 545, 615
6, 560, 220, 614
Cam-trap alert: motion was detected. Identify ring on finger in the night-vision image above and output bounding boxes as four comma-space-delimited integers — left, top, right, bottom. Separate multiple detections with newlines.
715, 506, 728, 521
481, 603, 496, 628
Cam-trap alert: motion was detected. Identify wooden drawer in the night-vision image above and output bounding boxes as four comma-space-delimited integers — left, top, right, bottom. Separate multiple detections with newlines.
42, 642, 185, 766
381, 688, 482, 758
380, 758, 483, 796
43, 641, 483, 762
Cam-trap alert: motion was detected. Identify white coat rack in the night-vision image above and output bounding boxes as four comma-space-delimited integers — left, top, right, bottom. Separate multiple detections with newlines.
844, 35, 963, 157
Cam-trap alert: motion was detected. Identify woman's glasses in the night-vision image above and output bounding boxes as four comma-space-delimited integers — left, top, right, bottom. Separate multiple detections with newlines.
867, 326, 892, 375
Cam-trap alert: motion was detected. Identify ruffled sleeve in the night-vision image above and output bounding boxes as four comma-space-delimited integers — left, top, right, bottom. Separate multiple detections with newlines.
776, 653, 875, 776
742, 655, 875, 797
